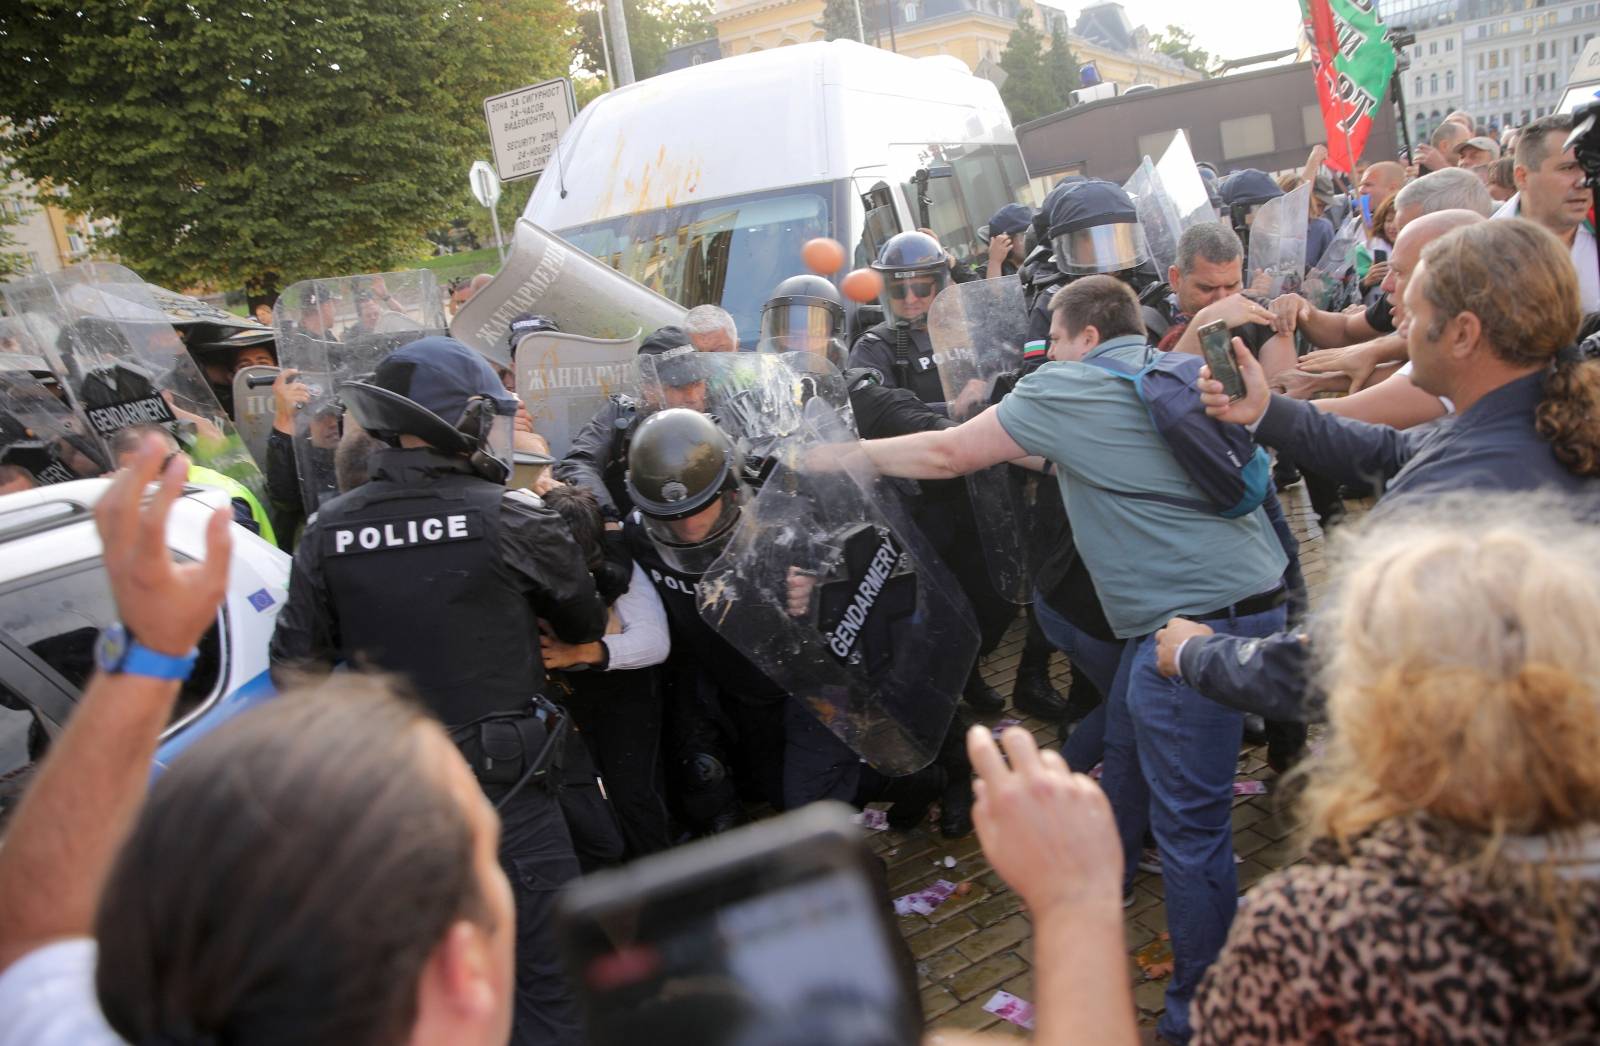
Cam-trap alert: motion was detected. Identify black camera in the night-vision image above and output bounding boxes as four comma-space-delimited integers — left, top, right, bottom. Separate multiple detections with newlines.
1564, 99, 1600, 188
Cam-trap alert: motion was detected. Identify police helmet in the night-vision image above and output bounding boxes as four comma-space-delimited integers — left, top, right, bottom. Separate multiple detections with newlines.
1045, 179, 1151, 277
625, 407, 743, 575
506, 313, 561, 358
1216, 169, 1284, 240
870, 231, 950, 327
635, 325, 705, 410
339, 335, 519, 483
759, 274, 846, 362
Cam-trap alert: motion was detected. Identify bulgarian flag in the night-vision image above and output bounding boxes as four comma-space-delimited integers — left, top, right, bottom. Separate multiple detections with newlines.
1300, 0, 1397, 173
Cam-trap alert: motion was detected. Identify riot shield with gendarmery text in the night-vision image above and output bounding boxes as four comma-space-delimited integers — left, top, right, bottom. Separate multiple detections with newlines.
0, 371, 110, 486
693, 386, 974, 774
1, 263, 266, 500
514, 331, 639, 461
927, 277, 1037, 604
275, 271, 444, 513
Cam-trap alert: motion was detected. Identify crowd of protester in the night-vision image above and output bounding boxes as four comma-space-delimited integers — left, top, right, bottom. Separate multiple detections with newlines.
0, 101, 1596, 1046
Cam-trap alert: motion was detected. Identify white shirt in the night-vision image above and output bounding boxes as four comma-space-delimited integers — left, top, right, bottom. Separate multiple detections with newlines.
599, 562, 670, 671
0, 939, 124, 1046
1493, 193, 1600, 312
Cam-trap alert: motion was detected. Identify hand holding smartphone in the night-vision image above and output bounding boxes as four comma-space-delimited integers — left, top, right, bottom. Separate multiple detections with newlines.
1197, 319, 1247, 401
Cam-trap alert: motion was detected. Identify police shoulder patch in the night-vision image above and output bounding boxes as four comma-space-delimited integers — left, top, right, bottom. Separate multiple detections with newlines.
324, 509, 484, 556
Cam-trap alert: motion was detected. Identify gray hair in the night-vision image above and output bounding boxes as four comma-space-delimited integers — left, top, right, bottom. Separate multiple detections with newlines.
1176, 222, 1243, 276
683, 304, 737, 343
1394, 167, 1496, 219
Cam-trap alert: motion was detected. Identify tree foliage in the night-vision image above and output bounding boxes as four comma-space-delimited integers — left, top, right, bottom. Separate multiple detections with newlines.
1000, 10, 1061, 125
817, 0, 881, 43
0, 1, 574, 304
1046, 22, 1081, 112
1151, 24, 1211, 76
573, 0, 715, 81
0, 178, 28, 281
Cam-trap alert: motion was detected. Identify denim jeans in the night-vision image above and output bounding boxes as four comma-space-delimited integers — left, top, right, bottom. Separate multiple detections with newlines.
1032, 590, 1128, 772
1108, 603, 1288, 1045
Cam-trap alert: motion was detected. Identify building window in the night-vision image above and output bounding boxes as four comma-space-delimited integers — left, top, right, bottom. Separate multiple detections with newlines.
1219, 113, 1275, 160
1447, 69, 1455, 90
1538, 73, 1547, 90
1416, 75, 1424, 95
1446, 37, 1454, 51
1537, 40, 1545, 59
1489, 50, 1499, 68
66, 232, 84, 254
1430, 40, 1438, 55
1431, 72, 1439, 94
1526, 74, 1533, 93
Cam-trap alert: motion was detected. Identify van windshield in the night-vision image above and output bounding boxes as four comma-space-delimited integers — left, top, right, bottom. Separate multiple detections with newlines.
558, 185, 833, 349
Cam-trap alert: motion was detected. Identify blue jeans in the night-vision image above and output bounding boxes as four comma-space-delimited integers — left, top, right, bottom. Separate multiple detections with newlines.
1106, 603, 1287, 1045
1031, 591, 1127, 772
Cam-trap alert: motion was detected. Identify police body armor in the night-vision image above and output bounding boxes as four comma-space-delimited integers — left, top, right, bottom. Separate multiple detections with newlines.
852, 321, 944, 405
315, 451, 542, 715
553, 393, 642, 522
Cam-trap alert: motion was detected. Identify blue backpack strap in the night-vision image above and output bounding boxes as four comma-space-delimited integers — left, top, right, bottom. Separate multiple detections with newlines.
1073, 352, 1214, 513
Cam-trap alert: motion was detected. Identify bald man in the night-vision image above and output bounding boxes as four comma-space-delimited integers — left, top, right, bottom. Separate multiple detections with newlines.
1358, 161, 1407, 210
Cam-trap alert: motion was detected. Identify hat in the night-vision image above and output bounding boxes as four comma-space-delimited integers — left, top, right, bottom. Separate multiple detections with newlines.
1216, 169, 1284, 209
370, 336, 518, 423
987, 203, 1033, 238
637, 326, 701, 387
506, 313, 561, 355
1045, 179, 1139, 238
1455, 136, 1501, 160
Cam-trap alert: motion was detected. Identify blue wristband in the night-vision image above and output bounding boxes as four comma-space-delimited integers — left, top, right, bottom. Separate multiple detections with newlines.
95, 624, 198, 682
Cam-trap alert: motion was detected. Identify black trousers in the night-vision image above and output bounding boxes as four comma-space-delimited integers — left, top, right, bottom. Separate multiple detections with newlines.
496, 787, 585, 1046
558, 666, 675, 858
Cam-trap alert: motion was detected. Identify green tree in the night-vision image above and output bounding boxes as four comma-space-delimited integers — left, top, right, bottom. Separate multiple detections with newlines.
573, 0, 715, 81
1046, 21, 1080, 110
1151, 24, 1212, 76
0, 180, 28, 281
0, 1, 573, 308
817, 0, 879, 43
999, 10, 1059, 125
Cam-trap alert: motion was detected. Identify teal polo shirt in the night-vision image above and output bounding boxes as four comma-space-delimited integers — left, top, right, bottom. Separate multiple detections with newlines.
996, 334, 1287, 638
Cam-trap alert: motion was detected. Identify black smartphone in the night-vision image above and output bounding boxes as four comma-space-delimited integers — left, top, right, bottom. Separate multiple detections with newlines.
557, 803, 920, 1046
1198, 319, 1246, 401
1373, 249, 1389, 263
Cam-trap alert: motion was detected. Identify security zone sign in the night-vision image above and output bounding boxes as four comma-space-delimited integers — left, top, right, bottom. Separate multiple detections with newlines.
483, 78, 577, 183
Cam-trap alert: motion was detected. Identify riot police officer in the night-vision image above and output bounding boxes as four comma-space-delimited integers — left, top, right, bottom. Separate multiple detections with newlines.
1023, 178, 1176, 344
623, 407, 947, 830
1215, 168, 1284, 255
847, 231, 952, 407
268, 335, 606, 1046
553, 325, 705, 523
759, 274, 847, 364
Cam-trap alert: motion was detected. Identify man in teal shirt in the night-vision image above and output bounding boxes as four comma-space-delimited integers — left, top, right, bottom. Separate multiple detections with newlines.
854, 275, 1287, 1044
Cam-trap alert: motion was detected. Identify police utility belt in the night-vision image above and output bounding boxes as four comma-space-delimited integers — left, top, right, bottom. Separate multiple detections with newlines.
447, 695, 568, 809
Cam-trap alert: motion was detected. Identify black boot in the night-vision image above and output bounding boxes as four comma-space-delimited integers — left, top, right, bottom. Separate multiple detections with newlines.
962, 665, 1005, 714
938, 771, 974, 838
883, 764, 948, 831
1012, 609, 1069, 719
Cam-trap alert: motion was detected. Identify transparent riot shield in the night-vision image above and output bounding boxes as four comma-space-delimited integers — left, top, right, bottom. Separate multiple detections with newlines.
514, 331, 639, 460
0, 371, 111, 486
1301, 214, 1364, 313
695, 406, 976, 774
1, 263, 266, 500
450, 219, 687, 369
1125, 158, 1185, 279
274, 270, 445, 513
231, 364, 280, 470
1246, 182, 1311, 300
1154, 131, 1219, 230
926, 277, 1034, 604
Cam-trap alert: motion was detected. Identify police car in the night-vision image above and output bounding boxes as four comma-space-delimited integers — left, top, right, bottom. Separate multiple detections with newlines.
0, 478, 289, 818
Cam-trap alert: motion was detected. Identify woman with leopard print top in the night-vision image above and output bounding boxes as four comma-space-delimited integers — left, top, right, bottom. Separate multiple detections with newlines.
1193, 498, 1600, 1043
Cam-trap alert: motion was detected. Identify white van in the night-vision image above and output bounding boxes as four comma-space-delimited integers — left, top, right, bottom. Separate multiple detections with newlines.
522, 40, 1035, 345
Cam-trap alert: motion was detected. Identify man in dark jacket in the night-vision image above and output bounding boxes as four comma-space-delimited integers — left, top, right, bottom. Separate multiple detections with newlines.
269, 336, 606, 1046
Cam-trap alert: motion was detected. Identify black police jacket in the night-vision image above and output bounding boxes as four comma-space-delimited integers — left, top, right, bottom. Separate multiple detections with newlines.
554, 394, 638, 522
847, 322, 946, 409
269, 447, 607, 724
623, 512, 786, 704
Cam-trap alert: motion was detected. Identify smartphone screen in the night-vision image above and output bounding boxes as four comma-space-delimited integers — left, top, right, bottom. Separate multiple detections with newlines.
1198, 320, 1246, 401
560, 806, 919, 1046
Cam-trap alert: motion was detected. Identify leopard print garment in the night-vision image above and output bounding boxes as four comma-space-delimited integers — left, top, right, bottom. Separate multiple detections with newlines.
1192, 815, 1600, 1044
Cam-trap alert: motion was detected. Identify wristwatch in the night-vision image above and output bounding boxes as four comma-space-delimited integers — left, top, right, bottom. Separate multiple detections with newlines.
94, 623, 198, 681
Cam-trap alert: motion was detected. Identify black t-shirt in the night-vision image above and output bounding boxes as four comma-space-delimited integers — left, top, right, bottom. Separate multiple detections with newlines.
1364, 294, 1395, 335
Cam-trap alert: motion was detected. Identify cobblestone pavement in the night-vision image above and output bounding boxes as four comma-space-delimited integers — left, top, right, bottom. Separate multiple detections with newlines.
873, 484, 1354, 1040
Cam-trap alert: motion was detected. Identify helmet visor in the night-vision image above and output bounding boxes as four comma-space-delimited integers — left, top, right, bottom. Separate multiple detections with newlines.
760, 304, 840, 349
641, 489, 743, 576
880, 267, 950, 325
1052, 223, 1150, 275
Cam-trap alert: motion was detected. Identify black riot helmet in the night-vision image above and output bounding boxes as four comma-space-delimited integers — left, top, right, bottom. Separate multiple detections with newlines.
625, 407, 744, 575
339, 335, 519, 483
759, 274, 846, 365
1216, 169, 1284, 248
1045, 179, 1151, 278
870, 231, 950, 329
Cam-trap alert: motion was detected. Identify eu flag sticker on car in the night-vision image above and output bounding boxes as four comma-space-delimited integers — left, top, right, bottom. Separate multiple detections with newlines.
248, 588, 275, 612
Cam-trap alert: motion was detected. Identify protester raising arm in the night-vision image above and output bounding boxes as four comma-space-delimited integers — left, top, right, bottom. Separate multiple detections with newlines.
0, 436, 231, 973
967, 725, 1138, 1046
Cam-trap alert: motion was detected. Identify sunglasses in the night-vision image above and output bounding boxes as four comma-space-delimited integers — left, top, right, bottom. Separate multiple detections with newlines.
889, 280, 938, 300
